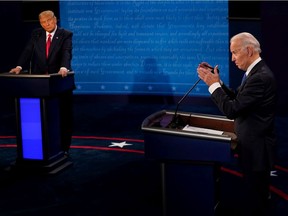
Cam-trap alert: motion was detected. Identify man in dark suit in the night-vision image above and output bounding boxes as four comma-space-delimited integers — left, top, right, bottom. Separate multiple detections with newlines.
10, 10, 74, 155
197, 32, 277, 216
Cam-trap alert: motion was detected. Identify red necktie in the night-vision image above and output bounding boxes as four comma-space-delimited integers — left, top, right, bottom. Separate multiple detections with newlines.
46, 34, 52, 58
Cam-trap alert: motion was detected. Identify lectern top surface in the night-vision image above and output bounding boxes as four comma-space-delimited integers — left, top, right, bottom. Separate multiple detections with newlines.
0, 71, 75, 97
0, 72, 74, 79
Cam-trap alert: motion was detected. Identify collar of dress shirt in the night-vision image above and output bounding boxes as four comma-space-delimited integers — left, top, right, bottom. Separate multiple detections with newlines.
46, 26, 57, 40
245, 57, 261, 76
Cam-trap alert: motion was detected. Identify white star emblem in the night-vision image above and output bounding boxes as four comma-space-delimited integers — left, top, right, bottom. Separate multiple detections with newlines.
108, 141, 132, 148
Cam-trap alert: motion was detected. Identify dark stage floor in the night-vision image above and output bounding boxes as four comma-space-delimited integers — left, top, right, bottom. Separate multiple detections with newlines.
0, 95, 288, 216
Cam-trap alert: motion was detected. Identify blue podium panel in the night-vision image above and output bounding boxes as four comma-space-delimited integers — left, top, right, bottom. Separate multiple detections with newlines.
20, 98, 43, 160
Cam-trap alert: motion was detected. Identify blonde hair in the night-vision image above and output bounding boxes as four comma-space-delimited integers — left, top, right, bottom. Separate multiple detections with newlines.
39, 10, 55, 19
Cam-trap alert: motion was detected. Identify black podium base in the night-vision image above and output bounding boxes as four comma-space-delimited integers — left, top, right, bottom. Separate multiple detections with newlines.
161, 161, 220, 216
7, 155, 73, 175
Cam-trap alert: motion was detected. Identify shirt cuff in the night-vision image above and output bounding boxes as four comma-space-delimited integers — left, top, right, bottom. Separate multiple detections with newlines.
60, 67, 70, 73
208, 82, 221, 94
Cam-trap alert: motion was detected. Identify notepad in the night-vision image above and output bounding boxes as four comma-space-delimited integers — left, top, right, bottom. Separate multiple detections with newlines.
182, 124, 223, 135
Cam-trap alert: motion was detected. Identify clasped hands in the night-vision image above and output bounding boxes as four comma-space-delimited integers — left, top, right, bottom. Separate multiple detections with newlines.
197, 62, 220, 86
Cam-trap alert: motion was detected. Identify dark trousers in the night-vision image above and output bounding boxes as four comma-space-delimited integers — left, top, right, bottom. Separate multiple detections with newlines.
241, 169, 270, 216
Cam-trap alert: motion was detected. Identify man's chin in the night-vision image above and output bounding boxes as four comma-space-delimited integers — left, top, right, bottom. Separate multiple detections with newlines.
236, 65, 243, 70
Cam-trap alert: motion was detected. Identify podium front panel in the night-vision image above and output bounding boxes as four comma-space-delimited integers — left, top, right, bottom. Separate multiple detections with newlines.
142, 110, 236, 163
144, 131, 233, 162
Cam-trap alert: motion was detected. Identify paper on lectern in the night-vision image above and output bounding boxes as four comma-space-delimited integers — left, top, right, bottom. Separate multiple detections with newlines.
182, 124, 223, 135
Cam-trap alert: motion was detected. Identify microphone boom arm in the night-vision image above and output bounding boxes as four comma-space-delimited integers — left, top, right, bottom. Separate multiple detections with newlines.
171, 78, 201, 127
170, 64, 218, 128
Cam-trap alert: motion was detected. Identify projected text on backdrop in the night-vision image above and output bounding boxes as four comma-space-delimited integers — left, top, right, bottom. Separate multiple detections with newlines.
60, 1, 229, 95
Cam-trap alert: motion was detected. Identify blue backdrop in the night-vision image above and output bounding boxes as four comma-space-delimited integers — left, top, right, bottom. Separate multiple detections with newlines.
59, 1, 229, 96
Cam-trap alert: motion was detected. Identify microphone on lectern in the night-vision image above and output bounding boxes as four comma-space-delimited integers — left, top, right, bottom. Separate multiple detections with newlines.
168, 78, 201, 129
29, 45, 35, 75
169, 64, 219, 129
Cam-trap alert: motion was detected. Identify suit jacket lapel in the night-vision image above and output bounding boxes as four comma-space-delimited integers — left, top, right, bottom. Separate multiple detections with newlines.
48, 28, 63, 57
237, 60, 264, 91
248, 60, 262, 79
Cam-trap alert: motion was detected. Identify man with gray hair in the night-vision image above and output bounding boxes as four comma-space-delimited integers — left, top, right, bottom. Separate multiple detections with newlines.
197, 32, 277, 216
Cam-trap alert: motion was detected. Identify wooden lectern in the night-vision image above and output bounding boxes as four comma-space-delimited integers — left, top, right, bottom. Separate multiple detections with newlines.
0, 72, 75, 174
141, 110, 237, 216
